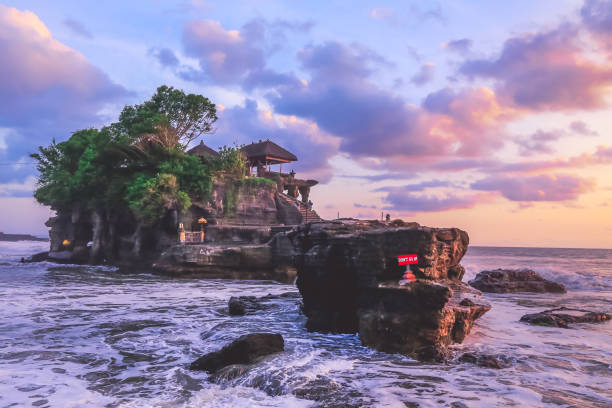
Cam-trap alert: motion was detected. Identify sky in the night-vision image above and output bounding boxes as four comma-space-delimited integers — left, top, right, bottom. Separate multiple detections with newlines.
0, 0, 611, 248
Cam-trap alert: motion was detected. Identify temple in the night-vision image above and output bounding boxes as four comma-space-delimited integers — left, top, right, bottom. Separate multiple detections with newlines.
187, 139, 321, 223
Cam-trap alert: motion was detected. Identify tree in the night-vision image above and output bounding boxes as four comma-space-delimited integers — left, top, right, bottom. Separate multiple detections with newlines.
126, 173, 191, 226
118, 85, 217, 148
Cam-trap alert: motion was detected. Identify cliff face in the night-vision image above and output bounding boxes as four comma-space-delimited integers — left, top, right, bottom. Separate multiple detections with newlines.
271, 220, 489, 360
44, 177, 302, 265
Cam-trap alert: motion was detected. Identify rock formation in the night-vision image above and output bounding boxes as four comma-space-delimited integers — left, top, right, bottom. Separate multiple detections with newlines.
469, 269, 567, 293
190, 333, 284, 372
270, 220, 490, 360
520, 307, 610, 328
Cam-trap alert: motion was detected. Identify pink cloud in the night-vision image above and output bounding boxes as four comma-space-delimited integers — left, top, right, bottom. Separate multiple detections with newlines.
460, 24, 612, 111
471, 173, 596, 201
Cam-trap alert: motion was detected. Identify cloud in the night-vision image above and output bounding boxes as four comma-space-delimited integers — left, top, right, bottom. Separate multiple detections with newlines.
180, 18, 308, 89
63, 17, 93, 39
444, 38, 472, 53
379, 187, 484, 212
569, 120, 599, 136
375, 179, 456, 192
580, 0, 612, 51
354, 203, 377, 209
514, 129, 564, 156
495, 145, 612, 173
410, 62, 435, 86
182, 19, 265, 83
459, 24, 612, 111
209, 99, 339, 183
471, 173, 595, 201
148, 47, 179, 67
0, 175, 37, 198
0, 6, 128, 184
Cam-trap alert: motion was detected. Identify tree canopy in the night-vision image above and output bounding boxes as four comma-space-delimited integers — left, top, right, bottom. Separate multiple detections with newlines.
31, 85, 245, 225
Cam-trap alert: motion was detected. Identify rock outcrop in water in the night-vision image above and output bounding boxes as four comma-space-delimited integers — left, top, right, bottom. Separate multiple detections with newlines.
272, 220, 490, 360
228, 292, 301, 315
469, 269, 567, 293
520, 307, 610, 328
190, 333, 284, 372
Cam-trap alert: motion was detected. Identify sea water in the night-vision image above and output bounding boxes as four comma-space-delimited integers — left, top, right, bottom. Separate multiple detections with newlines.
0, 241, 610, 407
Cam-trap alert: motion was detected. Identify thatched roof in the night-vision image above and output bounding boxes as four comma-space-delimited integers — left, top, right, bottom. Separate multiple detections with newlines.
240, 139, 297, 164
187, 140, 220, 157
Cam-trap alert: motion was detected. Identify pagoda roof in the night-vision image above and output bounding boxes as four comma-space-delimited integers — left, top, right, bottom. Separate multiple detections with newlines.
187, 140, 220, 157
240, 139, 298, 163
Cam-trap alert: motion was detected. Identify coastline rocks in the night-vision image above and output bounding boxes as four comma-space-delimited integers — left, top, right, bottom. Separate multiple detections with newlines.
469, 269, 566, 293
278, 220, 489, 360
190, 333, 284, 372
520, 307, 610, 328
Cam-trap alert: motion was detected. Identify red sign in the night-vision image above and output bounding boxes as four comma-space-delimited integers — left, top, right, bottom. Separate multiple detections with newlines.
398, 254, 418, 265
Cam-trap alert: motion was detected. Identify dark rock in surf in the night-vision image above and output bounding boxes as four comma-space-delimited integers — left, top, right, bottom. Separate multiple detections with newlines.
469, 269, 566, 293
520, 307, 610, 328
228, 292, 301, 316
21, 251, 49, 263
190, 333, 284, 373
459, 352, 510, 369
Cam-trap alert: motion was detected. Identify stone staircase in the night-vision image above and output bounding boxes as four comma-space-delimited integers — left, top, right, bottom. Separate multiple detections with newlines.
279, 192, 323, 223
299, 207, 322, 222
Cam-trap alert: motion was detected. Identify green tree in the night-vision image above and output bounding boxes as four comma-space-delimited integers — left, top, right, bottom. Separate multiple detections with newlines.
126, 173, 191, 226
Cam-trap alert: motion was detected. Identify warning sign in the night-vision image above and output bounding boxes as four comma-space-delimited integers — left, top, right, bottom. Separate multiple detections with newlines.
398, 254, 418, 265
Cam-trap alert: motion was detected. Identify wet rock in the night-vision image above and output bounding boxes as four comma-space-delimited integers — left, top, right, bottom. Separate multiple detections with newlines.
520, 307, 610, 328
190, 333, 284, 373
228, 292, 301, 315
228, 296, 265, 316
459, 352, 509, 369
210, 364, 250, 381
21, 251, 49, 263
469, 269, 566, 293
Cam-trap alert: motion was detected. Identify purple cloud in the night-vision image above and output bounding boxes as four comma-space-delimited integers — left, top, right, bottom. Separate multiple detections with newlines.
63, 17, 93, 39
379, 187, 483, 212
514, 129, 563, 156
569, 120, 599, 136
581, 0, 612, 50
148, 47, 179, 67
445, 38, 472, 53
410, 63, 435, 86
471, 174, 595, 201
0, 6, 128, 185
459, 24, 612, 110
180, 18, 308, 89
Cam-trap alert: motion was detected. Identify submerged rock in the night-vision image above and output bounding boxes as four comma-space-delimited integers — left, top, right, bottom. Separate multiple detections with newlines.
469, 269, 566, 293
520, 307, 610, 328
190, 333, 284, 372
458, 352, 510, 369
228, 292, 301, 315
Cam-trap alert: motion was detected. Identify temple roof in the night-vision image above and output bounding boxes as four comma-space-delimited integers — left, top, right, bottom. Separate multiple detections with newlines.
240, 139, 298, 164
187, 140, 220, 157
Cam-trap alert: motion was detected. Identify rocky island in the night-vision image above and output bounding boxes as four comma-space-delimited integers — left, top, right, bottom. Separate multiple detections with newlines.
28, 86, 489, 361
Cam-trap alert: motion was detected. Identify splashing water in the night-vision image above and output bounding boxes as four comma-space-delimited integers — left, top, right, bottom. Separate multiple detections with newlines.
0, 242, 610, 407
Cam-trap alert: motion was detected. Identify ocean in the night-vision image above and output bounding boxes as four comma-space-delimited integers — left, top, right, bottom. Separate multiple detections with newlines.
0, 242, 610, 407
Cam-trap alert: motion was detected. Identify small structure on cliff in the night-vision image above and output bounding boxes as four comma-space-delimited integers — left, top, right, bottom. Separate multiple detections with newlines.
240, 139, 297, 176
186, 140, 221, 158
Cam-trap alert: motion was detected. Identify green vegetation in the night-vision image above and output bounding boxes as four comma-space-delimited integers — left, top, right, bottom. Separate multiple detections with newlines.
31, 86, 248, 225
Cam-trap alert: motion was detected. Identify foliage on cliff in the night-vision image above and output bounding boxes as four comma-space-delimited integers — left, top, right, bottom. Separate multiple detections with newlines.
30, 86, 245, 225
